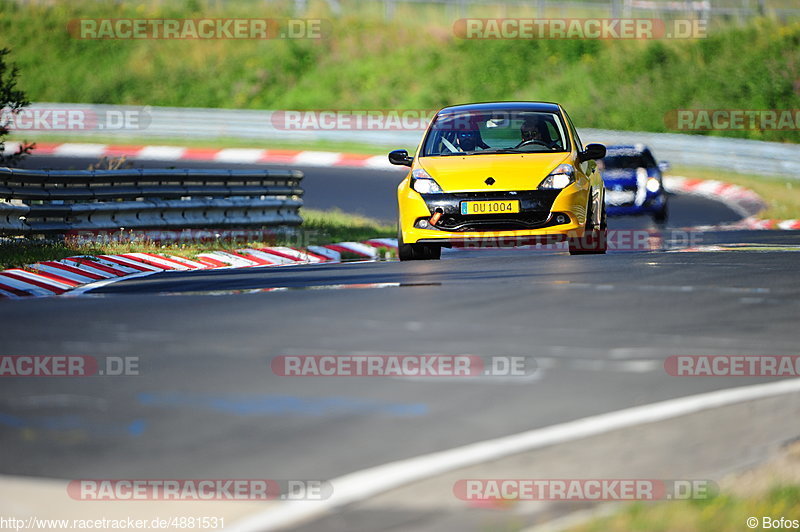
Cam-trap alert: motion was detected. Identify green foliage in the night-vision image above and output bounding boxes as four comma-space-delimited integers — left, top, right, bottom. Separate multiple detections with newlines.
0, 0, 798, 142
0, 47, 32, 164
0, 208, 395, 270
569, 485, 800, 532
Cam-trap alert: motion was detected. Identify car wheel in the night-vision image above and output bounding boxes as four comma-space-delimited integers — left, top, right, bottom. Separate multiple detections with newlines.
569, 196, 607, 255
599, 195, 608, 231
653, 204, 668, 224
398, 231, 441, 261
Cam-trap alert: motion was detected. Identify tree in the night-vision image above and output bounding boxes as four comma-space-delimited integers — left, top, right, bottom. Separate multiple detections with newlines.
0, 48, 34, 166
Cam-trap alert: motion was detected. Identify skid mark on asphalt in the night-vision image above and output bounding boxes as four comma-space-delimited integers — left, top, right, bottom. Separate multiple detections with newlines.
0, 412, 146, 438
137, 392, 427, 417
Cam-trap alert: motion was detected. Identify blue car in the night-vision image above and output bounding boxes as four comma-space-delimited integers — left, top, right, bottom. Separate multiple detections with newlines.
601, 145, 669, 223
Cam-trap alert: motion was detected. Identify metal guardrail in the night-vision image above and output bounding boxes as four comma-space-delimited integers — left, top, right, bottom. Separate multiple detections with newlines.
0, 168, 303, 235
13, 103, 800, 179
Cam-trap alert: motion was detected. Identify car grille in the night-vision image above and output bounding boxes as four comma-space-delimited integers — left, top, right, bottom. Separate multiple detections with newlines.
434, 212, 551, 231
419, 190, 561, 232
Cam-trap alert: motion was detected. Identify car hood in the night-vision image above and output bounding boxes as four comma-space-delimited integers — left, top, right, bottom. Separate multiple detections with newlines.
418, 152, 571, 192
601, 168, 656, 185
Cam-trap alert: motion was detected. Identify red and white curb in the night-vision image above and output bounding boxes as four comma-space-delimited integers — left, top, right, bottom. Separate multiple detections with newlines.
3, 141, 400, 170
664, 176, 766, 218
0, 240, 398, 300
664, 176, 800, 230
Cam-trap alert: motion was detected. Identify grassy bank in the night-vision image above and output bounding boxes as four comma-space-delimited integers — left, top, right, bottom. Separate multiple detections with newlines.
0, 1, 798, 143
567, 485, 800, 532
0, 207, 396, 270
567, 439, 800, 532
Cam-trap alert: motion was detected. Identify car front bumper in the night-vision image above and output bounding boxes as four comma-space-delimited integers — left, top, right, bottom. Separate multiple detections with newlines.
399, 185, 590, 245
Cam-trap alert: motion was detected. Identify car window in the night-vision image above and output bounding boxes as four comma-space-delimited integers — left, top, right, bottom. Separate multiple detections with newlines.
422, 110, 569, 157
601, 154, 652, 169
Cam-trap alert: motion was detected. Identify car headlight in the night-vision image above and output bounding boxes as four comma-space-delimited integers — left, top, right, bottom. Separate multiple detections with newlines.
539, 164, 575, 189
646, 177, 661, 193
411, 168, 443, 194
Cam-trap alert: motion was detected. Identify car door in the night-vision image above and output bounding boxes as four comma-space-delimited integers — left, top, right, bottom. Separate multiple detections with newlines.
563, 109, 604, 226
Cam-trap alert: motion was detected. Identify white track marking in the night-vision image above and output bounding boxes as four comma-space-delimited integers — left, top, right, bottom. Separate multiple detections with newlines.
122, 253, 190, 270
2, 269, 73, 290
228, 379, 800, 531
58, 260, 122, 278
0, 274, 58, 296
214, 149, 267, 163
96, 255, 164, 272
134, 146, 187, 160
306, 246, 341, 261
66, 270, 161, 296
28, 264, 99, 283
267, 246, 324, 263
293, 151, 342, 166
326, 242, 379, 258
196, 251, 258, 268
52, 143, 107, 157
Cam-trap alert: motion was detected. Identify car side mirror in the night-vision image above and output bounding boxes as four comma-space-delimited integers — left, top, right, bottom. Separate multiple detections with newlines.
578, 143, 606, 162
658, 161, 671, 173
388, 149, 413, 167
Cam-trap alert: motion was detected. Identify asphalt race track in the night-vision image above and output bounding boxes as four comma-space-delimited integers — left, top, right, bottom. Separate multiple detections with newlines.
2, 154, 799, 530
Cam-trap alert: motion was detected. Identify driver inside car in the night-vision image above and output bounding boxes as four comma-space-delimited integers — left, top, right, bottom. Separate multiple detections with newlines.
454, 130, 490, 152
517, 116, 559, 150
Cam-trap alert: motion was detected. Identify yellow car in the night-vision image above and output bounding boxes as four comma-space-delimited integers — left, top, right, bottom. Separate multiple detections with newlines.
389, 102, 607, 260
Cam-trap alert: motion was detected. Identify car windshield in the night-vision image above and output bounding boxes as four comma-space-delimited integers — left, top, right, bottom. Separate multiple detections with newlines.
421, 110, 569, 157
601, 153, 654, 170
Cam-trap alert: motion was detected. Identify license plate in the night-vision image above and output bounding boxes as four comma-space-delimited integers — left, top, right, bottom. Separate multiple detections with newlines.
460, 200, 520, 215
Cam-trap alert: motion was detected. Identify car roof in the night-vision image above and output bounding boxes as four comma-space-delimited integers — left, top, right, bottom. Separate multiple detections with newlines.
437, 101, 562, 114
605, 144, 650, 154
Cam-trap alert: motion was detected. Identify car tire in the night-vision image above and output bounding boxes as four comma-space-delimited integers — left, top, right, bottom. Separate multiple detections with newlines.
569, 196, 607, 255
653, 204, 668, 224
599, 193, 608, 231
398, 231, 441, 261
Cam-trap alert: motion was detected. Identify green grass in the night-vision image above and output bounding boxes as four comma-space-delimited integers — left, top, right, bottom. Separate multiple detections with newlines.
0, 1, 798, 143
566, 485, 800, 532
0, 207, 396, 270
301, 207, 395, 243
